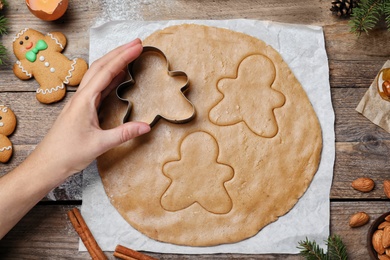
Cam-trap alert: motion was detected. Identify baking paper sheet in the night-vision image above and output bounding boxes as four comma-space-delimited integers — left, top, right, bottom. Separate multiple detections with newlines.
81, 19, 335, 254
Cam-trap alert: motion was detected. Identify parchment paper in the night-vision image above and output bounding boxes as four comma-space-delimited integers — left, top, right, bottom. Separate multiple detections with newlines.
356, 60, 390, 132
81, 19, 335, 254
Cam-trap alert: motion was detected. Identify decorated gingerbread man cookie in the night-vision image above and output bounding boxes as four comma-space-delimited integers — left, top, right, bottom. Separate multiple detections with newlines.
0, 105, 16, 163
12, 28, 88, 104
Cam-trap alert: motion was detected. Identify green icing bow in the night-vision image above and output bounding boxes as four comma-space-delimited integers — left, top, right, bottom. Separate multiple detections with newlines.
25, 40, 48, 62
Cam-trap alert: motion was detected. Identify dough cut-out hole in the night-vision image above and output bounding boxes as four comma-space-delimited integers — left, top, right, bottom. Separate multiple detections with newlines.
161, 131, 234, 214
209, 54, 285, 138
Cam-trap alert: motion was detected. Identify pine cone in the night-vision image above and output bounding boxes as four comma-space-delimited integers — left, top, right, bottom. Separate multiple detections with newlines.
330, 0, 358, 17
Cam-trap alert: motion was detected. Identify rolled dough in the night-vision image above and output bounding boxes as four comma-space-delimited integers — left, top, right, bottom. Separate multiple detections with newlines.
97, 24, 322, 246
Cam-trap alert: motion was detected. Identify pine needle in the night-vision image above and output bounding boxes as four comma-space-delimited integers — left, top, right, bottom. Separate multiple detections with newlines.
349, 0, 383, 35
298, 235, 348, 260
327, 235, 348, 260
0, 15, 7, 35
384, 0, 390, 30
0, 0, 7, 66
0, 42, 7, 65
297, 237, 327, 260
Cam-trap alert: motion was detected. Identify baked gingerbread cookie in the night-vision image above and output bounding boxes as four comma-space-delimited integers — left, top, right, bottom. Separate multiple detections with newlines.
0, 105, 16, 163
12, 28, 88, 104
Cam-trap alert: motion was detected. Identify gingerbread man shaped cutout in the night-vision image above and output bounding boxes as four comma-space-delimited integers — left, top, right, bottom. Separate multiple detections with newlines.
13, 28, 88, 104
0, 105, 16, 163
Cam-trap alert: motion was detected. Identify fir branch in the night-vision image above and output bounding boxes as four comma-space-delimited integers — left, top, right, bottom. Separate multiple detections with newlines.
297, 237, 327, 260
0, 42, 7, 65
0, 0, 7, 66
0, 15, 7, 35
349, 0, 383, 35
298, 235, 348, 260
384, 0, 390, 30
327, 235, 348, 260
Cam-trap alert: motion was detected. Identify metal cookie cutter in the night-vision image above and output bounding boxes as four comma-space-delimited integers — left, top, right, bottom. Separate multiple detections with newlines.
116, 46, 196, 127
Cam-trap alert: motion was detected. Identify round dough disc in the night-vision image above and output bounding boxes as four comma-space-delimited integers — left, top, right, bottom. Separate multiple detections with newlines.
97, 24, 322, 246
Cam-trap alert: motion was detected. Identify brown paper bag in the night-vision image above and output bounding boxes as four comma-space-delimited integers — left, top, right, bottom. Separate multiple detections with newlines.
356, 60, 390, 133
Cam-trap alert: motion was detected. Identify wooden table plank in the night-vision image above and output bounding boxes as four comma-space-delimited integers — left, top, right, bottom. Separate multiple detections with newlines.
332, 141, 390, 199
0, 92, 69, 145
333, 88, 390, 143
331, 201, 390, 259
329, 60, 385, 88
323, 21, 390, 60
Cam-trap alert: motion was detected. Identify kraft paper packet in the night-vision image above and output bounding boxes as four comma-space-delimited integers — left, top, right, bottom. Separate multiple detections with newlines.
356, 60, 390, 132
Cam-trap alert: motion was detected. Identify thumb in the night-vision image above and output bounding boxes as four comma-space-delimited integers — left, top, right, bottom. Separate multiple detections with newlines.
100, 122, 151, 152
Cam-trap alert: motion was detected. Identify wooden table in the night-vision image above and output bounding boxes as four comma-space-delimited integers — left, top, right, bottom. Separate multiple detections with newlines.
1, 0, 390, 259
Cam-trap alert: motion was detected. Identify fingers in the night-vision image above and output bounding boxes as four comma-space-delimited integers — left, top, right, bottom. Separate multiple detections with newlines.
78, 39, 143, 93
80, 38, 141, 86
87, 43, 143, 96
92, 38, 141, 72
100, 70, 126, 102
99, 122, 151, 153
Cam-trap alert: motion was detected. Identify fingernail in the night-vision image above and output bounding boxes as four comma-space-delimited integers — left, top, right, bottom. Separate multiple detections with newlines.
138, 124, 151, 135
126, 38, 142, 48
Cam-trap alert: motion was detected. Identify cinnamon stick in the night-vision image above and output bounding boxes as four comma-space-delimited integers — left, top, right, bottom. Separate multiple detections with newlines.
67, 207, 107, 260
113, 252, 138, 260
114, 244, 157, 260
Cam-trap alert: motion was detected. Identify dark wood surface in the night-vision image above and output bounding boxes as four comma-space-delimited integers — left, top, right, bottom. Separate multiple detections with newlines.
1, 0, 390, 259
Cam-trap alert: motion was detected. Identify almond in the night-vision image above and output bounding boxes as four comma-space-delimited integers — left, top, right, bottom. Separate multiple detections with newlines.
373, 230, 385, 255
385, 215, 390, 222
384, 180, 390, 199
351, 177, 375, 192
349, 212, 370, 228
384, 226, 390, 248
379, 221, 390, 230
379, 254, 390, 260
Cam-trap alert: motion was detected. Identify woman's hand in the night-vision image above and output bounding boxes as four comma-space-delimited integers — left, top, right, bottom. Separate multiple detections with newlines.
0, 39, 150, 239
36, 38, 151, 177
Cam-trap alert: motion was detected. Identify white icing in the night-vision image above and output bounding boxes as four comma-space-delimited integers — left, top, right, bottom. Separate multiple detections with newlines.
13, 28, 29, 42
16, 61, 32, 78
0, 146, 12, 152
36, 83, 65, 95
63, 59, 77, 84
39, 56, 45, 61
50, 68, 55, 73
47, 33, 64, 49
0, 123, 3, 127
0, 105, 8, 113
44, 62, 49, 67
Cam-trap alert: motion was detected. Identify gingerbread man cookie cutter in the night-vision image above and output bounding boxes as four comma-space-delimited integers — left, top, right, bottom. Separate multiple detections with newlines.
116, 46, 196, 127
